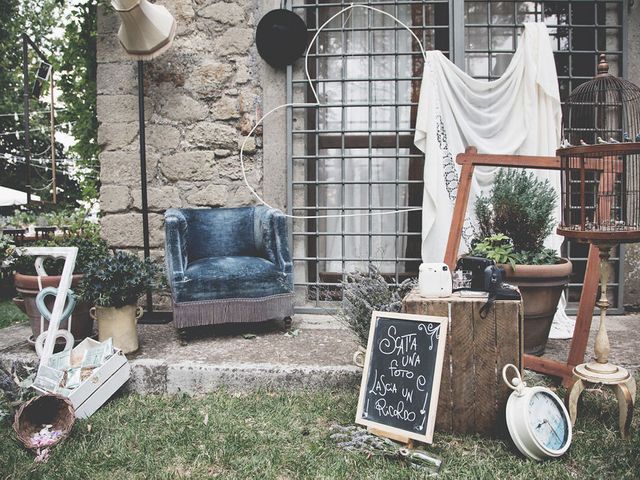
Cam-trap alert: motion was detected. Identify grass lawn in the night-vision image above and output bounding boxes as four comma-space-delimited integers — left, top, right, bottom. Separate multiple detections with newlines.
0, 298, 27, 329
1, 376, 638, 480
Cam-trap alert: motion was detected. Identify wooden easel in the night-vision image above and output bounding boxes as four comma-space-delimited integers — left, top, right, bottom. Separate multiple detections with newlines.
443, 147, 601, 387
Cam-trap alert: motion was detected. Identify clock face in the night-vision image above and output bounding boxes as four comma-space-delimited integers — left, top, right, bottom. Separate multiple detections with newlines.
528, 391, 570, 452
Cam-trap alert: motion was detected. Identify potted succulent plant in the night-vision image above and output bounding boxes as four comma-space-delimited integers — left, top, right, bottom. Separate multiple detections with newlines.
470, 169, 572, 356
78, 251, 160, 354
12, 224, 109, 346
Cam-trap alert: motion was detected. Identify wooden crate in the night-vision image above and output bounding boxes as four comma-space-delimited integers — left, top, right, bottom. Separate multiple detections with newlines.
403, 290, 523, 436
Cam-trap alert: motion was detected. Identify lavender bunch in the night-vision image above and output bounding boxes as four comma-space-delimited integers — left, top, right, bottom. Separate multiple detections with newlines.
340, 265, 417, 347
329, 424, 441, 475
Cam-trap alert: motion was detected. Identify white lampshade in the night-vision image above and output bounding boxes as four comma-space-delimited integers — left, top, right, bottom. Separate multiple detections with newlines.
111, 0, 176, 60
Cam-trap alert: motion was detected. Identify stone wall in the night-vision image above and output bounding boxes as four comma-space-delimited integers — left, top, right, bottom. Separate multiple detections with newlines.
97, 0, 274, 308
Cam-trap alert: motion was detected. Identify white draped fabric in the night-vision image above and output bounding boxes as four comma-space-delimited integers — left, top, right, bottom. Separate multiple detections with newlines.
413, 23, 573, 339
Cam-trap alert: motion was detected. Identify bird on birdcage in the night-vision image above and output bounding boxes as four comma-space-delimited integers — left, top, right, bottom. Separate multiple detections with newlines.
560, 139, 572, 148
597, 137, 608, 145
623, 132, 632, 142
635, 133, 640, 142
609, 137, 620, 144
580, 139, 590, 146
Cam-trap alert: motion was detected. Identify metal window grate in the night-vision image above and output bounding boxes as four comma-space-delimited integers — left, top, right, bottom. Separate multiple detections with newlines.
287, 0, 626, 313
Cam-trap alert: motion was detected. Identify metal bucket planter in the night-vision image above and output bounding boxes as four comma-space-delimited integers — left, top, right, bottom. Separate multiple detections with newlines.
91, 304, 143, 354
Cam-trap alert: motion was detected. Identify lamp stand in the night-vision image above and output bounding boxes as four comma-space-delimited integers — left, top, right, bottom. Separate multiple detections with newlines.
566, 243, 636, 438
136, 60, 171, 324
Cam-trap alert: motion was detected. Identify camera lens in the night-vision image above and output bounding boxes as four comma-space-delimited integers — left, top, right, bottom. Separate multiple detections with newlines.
442, 265, 448, 271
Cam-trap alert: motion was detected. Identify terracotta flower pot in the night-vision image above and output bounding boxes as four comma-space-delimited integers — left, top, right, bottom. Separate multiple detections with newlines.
91, 304, 143, 354
14, 273, 94, 347
500, 259, 573, 356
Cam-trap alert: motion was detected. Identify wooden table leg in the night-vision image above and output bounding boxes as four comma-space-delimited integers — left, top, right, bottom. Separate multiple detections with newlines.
614, 382, 634, 439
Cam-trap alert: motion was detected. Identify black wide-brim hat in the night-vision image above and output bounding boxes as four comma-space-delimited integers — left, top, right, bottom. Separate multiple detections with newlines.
256, 9, 308, 68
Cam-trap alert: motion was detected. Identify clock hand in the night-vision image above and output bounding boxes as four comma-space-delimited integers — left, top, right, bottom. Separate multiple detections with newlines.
542, 419, 562, 443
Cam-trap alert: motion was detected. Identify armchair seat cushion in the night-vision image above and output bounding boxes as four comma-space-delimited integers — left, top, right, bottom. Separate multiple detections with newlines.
174, 256, 291, 303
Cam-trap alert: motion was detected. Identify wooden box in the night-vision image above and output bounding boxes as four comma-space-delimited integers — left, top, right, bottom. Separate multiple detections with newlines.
34, 338, 131, 419
403, 290, 523, 436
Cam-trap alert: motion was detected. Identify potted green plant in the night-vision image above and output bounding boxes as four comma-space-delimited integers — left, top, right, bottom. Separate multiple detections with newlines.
78, 251, 160, 354
12, 224, 109, 346
470, 169, 572, 356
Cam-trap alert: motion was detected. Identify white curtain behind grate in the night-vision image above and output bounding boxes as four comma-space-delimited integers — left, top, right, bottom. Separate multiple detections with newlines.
316, 6, 412, 274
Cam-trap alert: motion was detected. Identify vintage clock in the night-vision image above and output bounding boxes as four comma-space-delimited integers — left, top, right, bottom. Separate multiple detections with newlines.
502, 364, 572, 461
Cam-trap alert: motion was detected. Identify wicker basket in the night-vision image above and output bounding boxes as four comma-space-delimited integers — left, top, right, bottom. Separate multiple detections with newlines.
13, 394, 75, 450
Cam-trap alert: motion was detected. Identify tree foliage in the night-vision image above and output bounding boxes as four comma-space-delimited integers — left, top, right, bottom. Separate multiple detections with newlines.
0, 0, 99, 210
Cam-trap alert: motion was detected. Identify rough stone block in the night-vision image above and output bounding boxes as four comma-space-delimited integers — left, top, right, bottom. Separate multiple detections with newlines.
97, 5, 119, 35
98, 122, 138, 151
158, 94, 209, 122
145, 124, 182, 152
212, 96, 240, 120
132, 186, 182, 211
216, 28, 254, 56
97, 35, 129, 64
100, 185, 132, 213
186, 122, 238, 150
160, 151, 219, 182
198, 2, 245, 25
187, 61, 234, 98
97, 63, 137, 95
100, 151, 158, 186
186, 184, 227, 206
97, 95, 151, 124
101, 212, 164, 248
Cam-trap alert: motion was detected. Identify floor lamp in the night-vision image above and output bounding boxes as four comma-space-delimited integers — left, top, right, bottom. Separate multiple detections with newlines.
112, 0, 176, 323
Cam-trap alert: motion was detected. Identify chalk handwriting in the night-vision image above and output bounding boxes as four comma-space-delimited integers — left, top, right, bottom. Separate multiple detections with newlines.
418, 323, 441, 350
374, 398, 416, 422
379, 326, 418, 356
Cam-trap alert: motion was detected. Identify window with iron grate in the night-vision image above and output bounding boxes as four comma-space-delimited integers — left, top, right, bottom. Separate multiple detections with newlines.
288, 0, 625, 312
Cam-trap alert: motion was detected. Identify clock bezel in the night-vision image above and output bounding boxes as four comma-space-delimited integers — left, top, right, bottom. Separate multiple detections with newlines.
506, 385, 572, 461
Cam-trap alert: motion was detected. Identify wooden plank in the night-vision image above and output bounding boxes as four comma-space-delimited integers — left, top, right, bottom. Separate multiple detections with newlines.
450, 300, 475, 433
523, 355, 574, 380
456, 151, 560, 170
444, 162, 474, 270
567, 244, 600, 368
472, 299, 497, 435
494, 300, 522, 435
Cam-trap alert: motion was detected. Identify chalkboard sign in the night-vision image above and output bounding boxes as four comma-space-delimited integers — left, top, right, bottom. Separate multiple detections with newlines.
355, 311, 448, 444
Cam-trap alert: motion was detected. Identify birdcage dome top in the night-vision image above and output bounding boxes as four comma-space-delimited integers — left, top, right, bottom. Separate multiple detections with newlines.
563, 54, 640, 145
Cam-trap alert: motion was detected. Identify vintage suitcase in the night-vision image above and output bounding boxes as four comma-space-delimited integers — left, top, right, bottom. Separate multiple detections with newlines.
403, 289, 523, 436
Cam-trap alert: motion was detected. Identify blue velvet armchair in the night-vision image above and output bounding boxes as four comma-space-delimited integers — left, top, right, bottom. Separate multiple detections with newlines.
164, 206, 294, 329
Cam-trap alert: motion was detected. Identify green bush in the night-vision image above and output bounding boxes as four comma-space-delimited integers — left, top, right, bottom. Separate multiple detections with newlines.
473, 169, 560, 265
78, 251, 161, 308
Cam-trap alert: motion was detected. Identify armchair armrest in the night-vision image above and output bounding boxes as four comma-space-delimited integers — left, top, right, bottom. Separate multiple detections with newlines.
164, 209, 188, 284
255, 207, 292, 274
